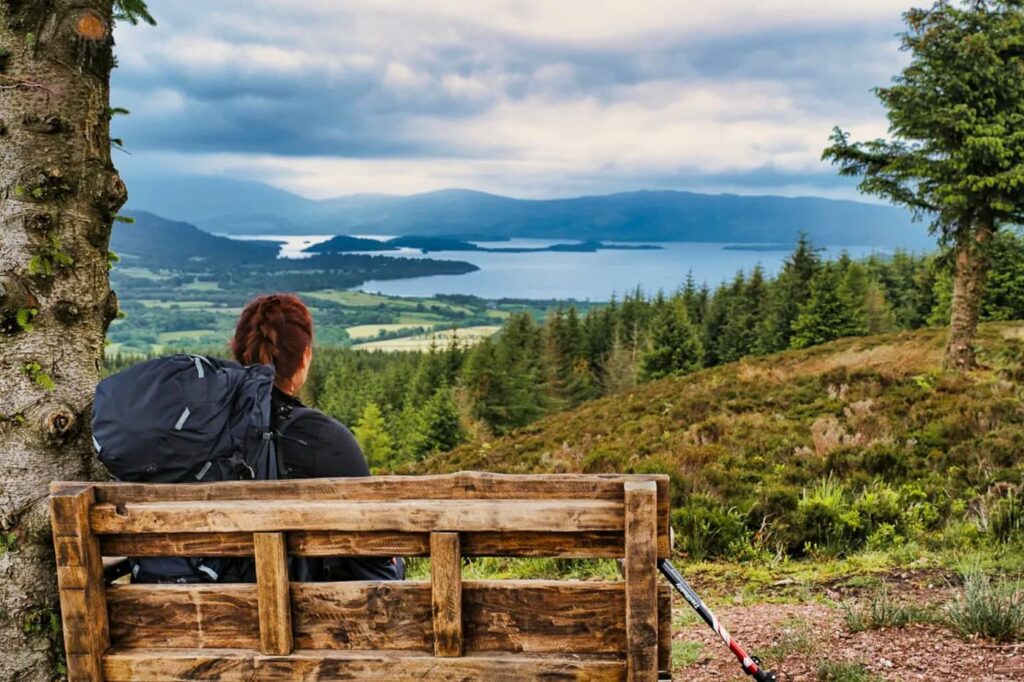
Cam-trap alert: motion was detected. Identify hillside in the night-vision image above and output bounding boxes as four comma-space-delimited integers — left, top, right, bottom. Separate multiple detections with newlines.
111, 210, 281, 267
122, 175, 930, 248
422, 323, 1024, 560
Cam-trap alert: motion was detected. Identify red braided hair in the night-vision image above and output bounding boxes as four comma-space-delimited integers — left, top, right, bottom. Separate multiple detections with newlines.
231, 293, 313, 385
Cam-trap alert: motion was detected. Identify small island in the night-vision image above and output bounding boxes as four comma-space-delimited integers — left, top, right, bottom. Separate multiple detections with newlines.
306, 235, 662, 255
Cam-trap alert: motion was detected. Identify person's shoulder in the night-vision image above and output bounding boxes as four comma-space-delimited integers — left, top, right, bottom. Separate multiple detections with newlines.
288, 405, 342, 428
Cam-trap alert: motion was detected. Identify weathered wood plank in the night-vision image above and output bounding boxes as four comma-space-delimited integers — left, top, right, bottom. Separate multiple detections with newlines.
90, 499, 624, 535
107, 584, 260, 649
102, 649, 626, 681
658, 585, 671, 674
289, 530, 429, 557
255, 533, 292, 655
290, 582, 432, 651
106, 581, 631, 654
61, 471, 670, 557
461, 531, 624, 558
464, 580, 627, 655
101, 532, 256, 557
50, 485, 109, 681
431, 532, 463, 657
100, 530, 625, 559
624, 481, 658, 682
73, 472, 660, 503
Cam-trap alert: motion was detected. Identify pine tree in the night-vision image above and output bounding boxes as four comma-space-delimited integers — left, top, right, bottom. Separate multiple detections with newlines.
601, 335, 639, 393
494, 312, 547, 430
864, 283, 898, 334
412, 387, 466, 456
642, 297, 704, 380
824, 0, 1024, 368
761, 235, 821, 352
982, 229, 1024, 321
681, 271, 708, 326
790, 264, 868, 349
353, 402, 394, 469
583, 303, 616, 383
461, 337, 505, 428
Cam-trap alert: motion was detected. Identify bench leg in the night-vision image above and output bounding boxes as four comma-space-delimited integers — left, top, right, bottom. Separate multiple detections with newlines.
51, 485, 109, 681
625, 481, 658, 681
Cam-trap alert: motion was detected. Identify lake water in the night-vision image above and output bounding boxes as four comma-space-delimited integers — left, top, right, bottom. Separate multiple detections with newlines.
228, 235, 891, 302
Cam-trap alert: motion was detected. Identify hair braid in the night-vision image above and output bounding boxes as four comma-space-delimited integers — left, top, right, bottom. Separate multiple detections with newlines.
231, 293, 313, 386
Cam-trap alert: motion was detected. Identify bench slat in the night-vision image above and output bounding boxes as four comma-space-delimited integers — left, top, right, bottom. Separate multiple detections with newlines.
58, 473, 670, 557
106, 581, 653, 655
90, 499, 625, 535
72, 472, 659, 503
624, 481, 659, 681
100, 529, 626, 558
102, 649, 627, 681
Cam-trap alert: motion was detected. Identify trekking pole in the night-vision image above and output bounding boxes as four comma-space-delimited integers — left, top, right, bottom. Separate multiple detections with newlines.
658, 558, 778, 682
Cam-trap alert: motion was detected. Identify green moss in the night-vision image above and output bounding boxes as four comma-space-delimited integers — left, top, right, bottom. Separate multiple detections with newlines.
22, 362, 55, 390
0, 531, 16, 555
28, 236, 73, 278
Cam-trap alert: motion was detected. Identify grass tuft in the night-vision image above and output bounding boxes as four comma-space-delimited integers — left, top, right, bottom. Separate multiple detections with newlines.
843, 588, 935, 632
817, 661, 883, 682
763, 617, 815, 665
946, 566, 1024, 642
670, 640, 703, 671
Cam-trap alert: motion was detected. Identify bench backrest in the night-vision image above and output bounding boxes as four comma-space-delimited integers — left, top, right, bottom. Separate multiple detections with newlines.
50, 472, 671, 681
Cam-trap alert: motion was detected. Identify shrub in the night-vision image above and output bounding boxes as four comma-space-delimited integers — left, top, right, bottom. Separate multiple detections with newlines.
793, 478, 858, 555
976, 485, 1024, 542
671, 494, 752, 561
946, 567, 1024, 642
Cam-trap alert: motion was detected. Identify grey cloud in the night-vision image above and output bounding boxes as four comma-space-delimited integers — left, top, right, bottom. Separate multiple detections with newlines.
110, 1, 909, 193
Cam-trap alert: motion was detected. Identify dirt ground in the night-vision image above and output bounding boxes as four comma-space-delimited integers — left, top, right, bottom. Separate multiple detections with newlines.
674, 572, 1024, 681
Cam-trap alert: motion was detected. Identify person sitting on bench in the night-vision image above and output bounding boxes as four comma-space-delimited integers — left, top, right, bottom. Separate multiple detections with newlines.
231, 293, 403, 581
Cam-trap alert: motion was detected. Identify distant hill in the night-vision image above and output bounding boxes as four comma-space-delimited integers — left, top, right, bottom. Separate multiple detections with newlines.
306, 234, 662, 254
122, 175, 932, 248
110, 211, 479, 282
417, 323, 1024, 557
111, 211, 280, 267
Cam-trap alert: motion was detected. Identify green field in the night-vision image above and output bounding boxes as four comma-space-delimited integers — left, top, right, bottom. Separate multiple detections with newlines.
352, 325, 501, 351
345, 323, 433, 340
108, 270, 565, 356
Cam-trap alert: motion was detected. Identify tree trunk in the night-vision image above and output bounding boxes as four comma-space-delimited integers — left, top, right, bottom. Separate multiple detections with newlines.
0, 1, 123, 679
946, 222, 993, 371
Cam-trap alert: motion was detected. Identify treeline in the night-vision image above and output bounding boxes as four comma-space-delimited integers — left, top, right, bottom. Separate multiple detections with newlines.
308, 232, 1024, 469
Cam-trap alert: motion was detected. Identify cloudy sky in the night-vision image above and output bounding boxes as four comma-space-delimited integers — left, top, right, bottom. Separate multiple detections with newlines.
111, 1, 917, 200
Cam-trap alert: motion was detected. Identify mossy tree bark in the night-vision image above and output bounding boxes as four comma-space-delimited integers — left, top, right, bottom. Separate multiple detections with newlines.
0, 0, 124, 678
946, 223, 992, 371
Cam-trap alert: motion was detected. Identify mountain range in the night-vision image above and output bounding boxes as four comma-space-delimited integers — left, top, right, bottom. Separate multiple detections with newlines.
123, 175, 933, 249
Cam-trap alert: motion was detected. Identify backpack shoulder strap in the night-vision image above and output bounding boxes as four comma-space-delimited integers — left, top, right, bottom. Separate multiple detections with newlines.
270, 397, 310, 479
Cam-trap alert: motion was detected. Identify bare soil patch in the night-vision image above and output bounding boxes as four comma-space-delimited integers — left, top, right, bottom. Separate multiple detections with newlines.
674, 577, 1024, 681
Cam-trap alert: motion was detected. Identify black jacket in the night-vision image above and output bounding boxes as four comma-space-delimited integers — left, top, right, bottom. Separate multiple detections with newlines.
272, 388, 404, 581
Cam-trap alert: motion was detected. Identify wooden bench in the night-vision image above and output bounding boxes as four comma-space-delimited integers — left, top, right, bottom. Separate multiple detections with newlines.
50, 472, 672, 681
